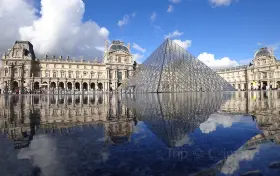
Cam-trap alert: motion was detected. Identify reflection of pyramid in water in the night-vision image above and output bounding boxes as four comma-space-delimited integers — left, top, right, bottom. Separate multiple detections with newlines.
128, 39, 235, 92
123, 92, 231, 147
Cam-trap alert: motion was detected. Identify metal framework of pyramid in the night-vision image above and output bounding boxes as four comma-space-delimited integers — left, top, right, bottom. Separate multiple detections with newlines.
127, 39, 235, 93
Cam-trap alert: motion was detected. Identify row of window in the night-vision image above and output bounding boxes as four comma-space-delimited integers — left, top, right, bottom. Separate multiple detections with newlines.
44, 64, 99, 69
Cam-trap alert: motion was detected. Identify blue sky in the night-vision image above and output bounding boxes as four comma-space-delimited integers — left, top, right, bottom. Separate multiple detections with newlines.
83, 0, 280, 66
1, 0, 279, 68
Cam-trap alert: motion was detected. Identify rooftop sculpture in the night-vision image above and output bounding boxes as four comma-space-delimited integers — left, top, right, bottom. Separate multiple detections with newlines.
126, 39, 235, 93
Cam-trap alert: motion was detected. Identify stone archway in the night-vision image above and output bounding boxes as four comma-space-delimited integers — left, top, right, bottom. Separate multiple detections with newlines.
83, 82, 88, 90
75, 82, 80, 90
58, 82, 64, 89
50, 82, 56, 89
98, 83, 103, 90
90, 83, 95, 90
34, 82, 40, 90
67, 82, 72, 90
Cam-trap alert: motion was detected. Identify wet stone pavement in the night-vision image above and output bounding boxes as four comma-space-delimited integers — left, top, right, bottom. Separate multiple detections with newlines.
1, 91, 280, 176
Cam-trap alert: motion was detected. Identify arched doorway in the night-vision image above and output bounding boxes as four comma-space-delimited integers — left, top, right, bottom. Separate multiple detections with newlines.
58, 82, 64, 89
90, 83, 95, 90
13, 81, 19, 92
83, 82, 88, 90
98, 83, 103, 90
75, 82, 80, 90
67, 82, 72, 90
34, 82, 40, 90
50, 82, 56, 89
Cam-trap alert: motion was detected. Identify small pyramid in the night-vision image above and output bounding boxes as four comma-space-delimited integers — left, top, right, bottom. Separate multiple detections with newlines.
127, 39, 235, 93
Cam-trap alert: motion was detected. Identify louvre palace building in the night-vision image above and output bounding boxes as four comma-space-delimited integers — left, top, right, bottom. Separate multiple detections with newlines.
217, 47, 280, 91
0, 40, 136, 94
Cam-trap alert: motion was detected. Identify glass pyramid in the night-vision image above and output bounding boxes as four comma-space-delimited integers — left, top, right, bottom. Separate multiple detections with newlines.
127, 39, 235, 93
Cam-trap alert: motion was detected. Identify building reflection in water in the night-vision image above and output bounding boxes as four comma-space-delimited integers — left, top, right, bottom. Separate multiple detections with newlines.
1, 91, 280, 175
0, 94, 136, 149
193, 91, 280, 176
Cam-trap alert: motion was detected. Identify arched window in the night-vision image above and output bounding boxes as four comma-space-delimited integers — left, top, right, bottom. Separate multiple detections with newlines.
76, 71, 80, 78
118, 57, 121, 63
91, 72, 94, 78
53, 71, 57, 78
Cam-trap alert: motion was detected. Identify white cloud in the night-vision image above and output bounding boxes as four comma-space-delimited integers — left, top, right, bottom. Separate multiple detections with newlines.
118, 13, 136, 27
118, 15, 130, 27
17, 135, 64, 176
175, 134, 193, 147
133, 53, 145, 63
221, 147, 259, 175
132, 43, 146, 53
197, 52, 239, 69
150, 12, 157, 22
169, 0, 181, 4
199, 113, 243, 134
210, 0, 235, 6
167, 5, 174, 13
173, 39, 192, 49
0, 0, 37, 54
12, 0, 109, 59
164, 30, 184, 39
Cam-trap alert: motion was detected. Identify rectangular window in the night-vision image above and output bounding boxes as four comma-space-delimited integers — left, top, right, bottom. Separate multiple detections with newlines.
53, 72, 56, 78
118, 71, 122, 80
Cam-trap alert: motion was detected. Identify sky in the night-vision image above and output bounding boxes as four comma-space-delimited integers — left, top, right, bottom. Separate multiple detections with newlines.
0, 0, 280, 69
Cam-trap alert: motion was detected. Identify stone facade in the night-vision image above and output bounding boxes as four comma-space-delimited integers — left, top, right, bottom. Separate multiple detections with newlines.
0, 40, 136, 94
217, 47, 280, 90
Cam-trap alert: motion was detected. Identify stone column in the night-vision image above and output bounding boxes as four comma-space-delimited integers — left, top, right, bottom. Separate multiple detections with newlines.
72, 81, 75, 90
65, 81, 67, 91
